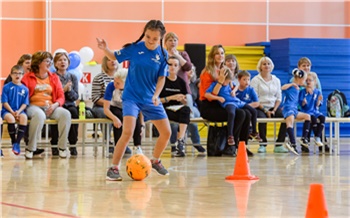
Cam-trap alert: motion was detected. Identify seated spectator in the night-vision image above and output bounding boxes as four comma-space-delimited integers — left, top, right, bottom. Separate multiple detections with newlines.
159, 56, 191, 157
168, 64, 206, 156
199, 45, 252, 156
5, 54, 32, 84
281, 69, 311, 155
50, 52, 79, 156
299, 72, 325, 150
22, 51, 71, 159
91, 56, 131, 154
1, 65, 29, 155
103, 68, 142, 155
250, 57, 289, 154
235, 70, 261, 141
225, 54, 239, 85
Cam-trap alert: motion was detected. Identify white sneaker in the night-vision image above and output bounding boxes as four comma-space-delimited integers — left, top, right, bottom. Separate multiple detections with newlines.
133, 146, 143, 155
25, 150, 33, 159
314, 137, 324, 147
59, 149, 67, 158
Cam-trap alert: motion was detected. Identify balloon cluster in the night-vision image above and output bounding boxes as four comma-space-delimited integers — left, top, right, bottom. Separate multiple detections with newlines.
51, 46, 95, 98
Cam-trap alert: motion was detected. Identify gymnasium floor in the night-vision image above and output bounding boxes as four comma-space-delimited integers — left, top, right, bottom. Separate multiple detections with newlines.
1, 141, 349, 218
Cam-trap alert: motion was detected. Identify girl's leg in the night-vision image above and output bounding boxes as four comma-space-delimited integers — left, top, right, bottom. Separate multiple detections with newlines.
296, 112, 311, 140
310, 115, 318, 137
284, 115, 299, 155
316, 115, 326, 138
151, 118, 171, 159
225, 104, 236, 138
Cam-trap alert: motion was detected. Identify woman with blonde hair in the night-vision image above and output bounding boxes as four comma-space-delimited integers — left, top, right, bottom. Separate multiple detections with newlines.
250, 57, 289, 153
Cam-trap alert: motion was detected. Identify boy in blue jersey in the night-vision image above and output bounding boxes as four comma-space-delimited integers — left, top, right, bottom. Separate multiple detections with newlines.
281, 69, 310, 155
97, 20, 171, 181
205, 67, 246, 146
299, 72, 325, 148
1, 65, 29, 155
235, 70, 261, 141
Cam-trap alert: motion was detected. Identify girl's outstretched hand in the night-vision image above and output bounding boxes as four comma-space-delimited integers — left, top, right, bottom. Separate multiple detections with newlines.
152, 95, 160, 106
96, 38, 107, 50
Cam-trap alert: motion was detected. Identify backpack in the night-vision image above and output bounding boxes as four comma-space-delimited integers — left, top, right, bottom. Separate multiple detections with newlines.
327, 90, 350, 117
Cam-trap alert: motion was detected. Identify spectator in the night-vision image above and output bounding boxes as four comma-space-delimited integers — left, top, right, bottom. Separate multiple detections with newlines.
1, 65, 29, 155
22, 51, 71, 159
51, 52, 79, 156
250, 57, 289, 153
199, 45, 253, 156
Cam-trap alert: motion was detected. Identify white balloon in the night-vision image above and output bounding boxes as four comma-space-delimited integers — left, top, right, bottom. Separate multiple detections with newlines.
78, 63, 84, 71
79, 46, 94, 64
68, 68, 83, 81
78, 82, 85, 98
53, 48, 67, 56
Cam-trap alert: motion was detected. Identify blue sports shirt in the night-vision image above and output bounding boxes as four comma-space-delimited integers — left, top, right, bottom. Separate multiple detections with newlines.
236, 86, 259, 104
298, 88, 323, 116
114, 41, 168, 104
206, 81, 245, 108
1, 82, 29, 114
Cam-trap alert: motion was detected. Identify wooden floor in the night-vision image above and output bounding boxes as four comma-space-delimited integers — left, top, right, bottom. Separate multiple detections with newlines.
1, 141, 350, 218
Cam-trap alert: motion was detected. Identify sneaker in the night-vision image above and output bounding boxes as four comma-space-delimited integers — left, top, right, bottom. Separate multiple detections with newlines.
151, 159, 169, 176
124, 146, 132, 154
319, 144, 331, 153
59, 149, 67, 158
193, 145, 206, 154
223, 146, 236, 156
52, 147, 59, 156
25, 149, 33, 159
246, 148, 254, 157
227, 136, 235, 146
133, 146, 143, 155
314, 137, 324, 147
12, 143, 21, 155
299, 137, 309, 147
174, 139, 185, 157
249, 132, 262, 141
106, 166, 122, 181
171, 146, 177, 156
257, 145, 266, 153
301, 146, 310, 153
109, 147, 114, 154
33, 148, 45, 156
284, 142, 299, 156
273, 146, 289, 153
69, 147, 78, 156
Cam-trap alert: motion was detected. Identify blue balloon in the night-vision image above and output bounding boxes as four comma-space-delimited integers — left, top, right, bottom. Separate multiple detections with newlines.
68, 52, 81, 70
49, 64, 56, 72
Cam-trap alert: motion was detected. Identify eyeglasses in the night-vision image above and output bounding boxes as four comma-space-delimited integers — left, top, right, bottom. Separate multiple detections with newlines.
11, 72, 23, 76
42, 59, 53, 65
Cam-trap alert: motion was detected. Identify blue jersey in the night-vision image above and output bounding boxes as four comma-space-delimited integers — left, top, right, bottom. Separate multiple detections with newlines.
281, 85, 299, 110
1, 82, 29, 116
206, 81, 245, 108
298, 88, 323, 117
114, 41, 168, 104
236, 86, 259, 104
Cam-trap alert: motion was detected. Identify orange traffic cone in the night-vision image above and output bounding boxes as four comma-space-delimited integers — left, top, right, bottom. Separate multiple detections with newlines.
226, 180, 257, 217
305, 184, 328, 218
226, 141, 259, 180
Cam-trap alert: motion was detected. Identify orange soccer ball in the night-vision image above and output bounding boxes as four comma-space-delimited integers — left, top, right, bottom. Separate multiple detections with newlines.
126, 154, 152, 181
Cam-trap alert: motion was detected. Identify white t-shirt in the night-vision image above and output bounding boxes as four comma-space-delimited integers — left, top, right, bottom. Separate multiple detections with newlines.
250, 74, 282, 108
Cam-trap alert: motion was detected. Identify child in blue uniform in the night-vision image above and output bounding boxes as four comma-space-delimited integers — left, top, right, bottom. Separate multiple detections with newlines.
97, 20, 171, 181
281, 69, 310, 155
1, 65, 29, 155
299, 72, 324, 147
235, 70, 261, 141
205, 67, 246, 146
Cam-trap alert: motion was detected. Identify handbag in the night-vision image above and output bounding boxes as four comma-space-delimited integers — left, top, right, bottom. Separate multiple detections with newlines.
207, 125, 227, 156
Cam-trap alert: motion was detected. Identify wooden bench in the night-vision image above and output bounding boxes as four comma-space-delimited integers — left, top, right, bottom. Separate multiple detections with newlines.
146, 117, 346, 154
1, 118, 113, 157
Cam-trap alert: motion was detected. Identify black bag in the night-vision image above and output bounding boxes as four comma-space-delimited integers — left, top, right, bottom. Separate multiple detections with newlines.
207, 125, 227, 156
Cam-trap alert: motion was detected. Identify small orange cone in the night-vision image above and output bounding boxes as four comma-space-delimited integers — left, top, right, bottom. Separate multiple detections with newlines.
226, 141, 259, 180
226, 180, 257, 217
305, 184, 328, 218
